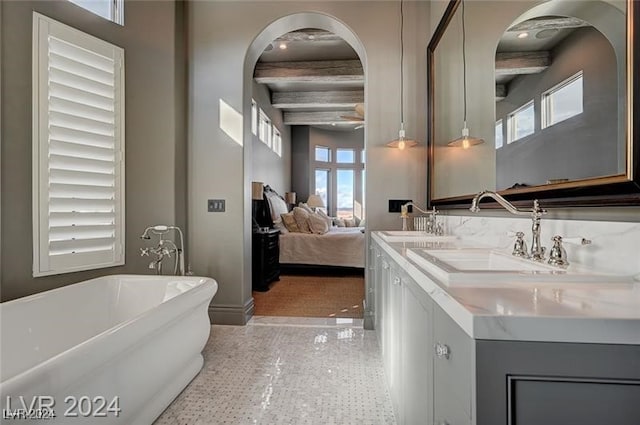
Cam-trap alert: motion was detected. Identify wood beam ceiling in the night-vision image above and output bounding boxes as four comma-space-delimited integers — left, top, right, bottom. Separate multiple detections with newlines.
495, 51, 550, 76
283, 111, 363, 126
271, 90, 364, 109
254, 60, 364, 84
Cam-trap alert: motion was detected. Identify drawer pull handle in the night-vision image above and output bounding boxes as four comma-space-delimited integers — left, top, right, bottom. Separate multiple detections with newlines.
435, 342, 450, 359
383, 262, 389, 269
393, 277, 401, 285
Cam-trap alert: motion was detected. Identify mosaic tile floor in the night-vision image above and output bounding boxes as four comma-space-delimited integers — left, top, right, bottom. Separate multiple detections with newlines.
154, 317, 396, 425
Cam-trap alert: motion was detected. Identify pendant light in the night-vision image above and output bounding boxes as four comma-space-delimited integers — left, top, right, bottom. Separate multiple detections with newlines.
447, 0, 484, 149
387, 0, 418, 150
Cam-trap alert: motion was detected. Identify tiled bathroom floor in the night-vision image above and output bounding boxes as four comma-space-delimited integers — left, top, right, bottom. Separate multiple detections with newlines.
154, 317, 396, 425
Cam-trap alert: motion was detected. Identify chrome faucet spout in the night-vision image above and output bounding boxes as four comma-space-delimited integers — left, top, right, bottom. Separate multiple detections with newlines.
470, 191, 547, 261
469, 190, 530, 216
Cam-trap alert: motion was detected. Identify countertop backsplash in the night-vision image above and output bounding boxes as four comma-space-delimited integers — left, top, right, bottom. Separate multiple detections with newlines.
439, 214, 640, 279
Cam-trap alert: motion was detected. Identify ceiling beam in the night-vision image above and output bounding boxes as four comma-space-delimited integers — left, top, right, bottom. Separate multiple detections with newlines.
274, 29, 343, 43
508, 16, 590, 32
495, 51, 550, 76
272, 90, 364, 109
283, 111, 363, 126
496, 84, 507, 101
254, 60, 364, 84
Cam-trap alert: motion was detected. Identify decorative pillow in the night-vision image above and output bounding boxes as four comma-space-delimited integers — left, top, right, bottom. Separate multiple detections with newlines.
334, 218, 345, 227
297, 202, 314, 214
317, 208, 333, 227
292, 207, 312, 233
280, 212, 300, 233
308, 212, 329, 235
344, 218, 357, 227
267, 194, 289, 225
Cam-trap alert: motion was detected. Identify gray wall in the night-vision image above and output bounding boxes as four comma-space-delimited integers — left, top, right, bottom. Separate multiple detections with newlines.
0, 0, 186, 301
251, 81, 291, 196
188, 1, 429, 324
496, 27, 618, 189
291, 126, 311, 203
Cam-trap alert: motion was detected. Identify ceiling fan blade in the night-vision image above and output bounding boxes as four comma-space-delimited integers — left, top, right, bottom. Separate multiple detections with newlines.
340, 115, 364, 121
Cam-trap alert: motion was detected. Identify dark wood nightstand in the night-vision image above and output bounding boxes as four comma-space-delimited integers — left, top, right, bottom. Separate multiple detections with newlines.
252, 228, 280, 291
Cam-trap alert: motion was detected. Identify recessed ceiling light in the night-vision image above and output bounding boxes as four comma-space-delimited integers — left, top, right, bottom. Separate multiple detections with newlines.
308, 34, 315, 40
279, 42, 287, 50
517, 32, 529, 39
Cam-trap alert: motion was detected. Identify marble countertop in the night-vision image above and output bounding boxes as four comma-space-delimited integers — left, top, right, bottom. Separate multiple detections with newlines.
371, 232, 640, 345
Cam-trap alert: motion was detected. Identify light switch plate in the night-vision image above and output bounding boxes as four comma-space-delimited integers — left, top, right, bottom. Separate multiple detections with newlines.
389, 199, 412, 213
208, 199, 225, 212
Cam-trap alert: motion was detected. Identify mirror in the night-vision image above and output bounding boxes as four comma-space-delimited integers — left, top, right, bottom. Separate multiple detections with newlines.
428, 0, 639, 208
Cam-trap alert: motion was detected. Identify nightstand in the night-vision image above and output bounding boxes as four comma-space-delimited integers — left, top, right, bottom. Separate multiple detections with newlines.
252, 228, 280, 291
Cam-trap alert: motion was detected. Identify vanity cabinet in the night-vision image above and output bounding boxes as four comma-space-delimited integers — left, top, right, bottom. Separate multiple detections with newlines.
475, 339, 640, 425
370, 237, 640, 425
433, 304, 473, 425
372, 242, 434, 425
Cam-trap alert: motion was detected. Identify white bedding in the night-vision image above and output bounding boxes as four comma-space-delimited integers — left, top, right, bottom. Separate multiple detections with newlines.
279, 227, 365, 268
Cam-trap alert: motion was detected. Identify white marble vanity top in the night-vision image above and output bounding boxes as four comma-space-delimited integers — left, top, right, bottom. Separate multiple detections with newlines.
372, 232, 640, 345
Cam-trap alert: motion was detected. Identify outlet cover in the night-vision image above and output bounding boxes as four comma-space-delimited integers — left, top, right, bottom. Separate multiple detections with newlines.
208, 199, 225, 212
389, 199, 412, 213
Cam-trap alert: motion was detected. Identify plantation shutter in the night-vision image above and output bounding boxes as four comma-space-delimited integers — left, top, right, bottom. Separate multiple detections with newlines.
33, 13, 125, 277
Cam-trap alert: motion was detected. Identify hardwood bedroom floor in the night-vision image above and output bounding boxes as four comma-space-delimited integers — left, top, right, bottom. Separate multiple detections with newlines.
252, 275, 365, 318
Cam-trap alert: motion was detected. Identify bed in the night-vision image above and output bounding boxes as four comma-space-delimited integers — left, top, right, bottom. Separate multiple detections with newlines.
279, 227, 365, 268
260, 185, 365, 271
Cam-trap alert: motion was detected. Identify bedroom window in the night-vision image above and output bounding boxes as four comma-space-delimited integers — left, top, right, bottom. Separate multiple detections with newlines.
258, 109, 271, 147
272, 128, 282, 157
32, 13, 125, 276
507, 100, 535, 143
336, 169, 354, 219
315, 146, 331, 162
542, 72, 583, 128
336, 148, 355, 164
251, 99, 258, 136
68, 0, 123, 25
315, 169, 329, 210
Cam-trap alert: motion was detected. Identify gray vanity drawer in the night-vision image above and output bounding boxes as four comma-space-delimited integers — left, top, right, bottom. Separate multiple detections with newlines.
433, 304, 473, 418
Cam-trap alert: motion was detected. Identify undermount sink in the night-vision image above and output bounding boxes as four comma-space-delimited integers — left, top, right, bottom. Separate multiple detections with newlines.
378, 231, 458, 243
406, 248, 632, 286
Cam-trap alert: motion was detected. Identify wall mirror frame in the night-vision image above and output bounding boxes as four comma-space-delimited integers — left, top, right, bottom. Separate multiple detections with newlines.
427, 0, 639, 209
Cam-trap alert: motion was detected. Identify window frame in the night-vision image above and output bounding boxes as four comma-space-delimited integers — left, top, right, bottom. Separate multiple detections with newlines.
32, 13, 125, 276
542, 71, 584, 129
68, 0, 124, 25
314, 145, 331, 162
495, 119, 504, 149
507, 100, 535, 144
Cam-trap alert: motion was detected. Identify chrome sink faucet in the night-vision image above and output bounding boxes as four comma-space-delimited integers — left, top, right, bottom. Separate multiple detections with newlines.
470, 191, 547, 261
401, 202, 440, 233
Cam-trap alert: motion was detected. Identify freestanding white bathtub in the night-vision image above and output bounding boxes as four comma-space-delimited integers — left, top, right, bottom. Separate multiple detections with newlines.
0, 275, 217, 424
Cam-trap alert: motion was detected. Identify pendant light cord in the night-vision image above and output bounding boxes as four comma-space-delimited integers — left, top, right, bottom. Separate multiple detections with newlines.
400, 0, 404, 125
462, 0, 467, 126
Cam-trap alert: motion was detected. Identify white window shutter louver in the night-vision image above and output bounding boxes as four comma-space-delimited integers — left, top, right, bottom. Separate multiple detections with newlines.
33, 13, 125, 276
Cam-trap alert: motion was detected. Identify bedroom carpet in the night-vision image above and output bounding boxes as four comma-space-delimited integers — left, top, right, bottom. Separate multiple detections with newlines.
252, 275, 365, 318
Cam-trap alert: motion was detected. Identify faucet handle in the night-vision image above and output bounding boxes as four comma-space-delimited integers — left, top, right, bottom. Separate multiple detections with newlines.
511, 231, 529, 258
140, 247, 150, 257
547, 235, 569, 268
